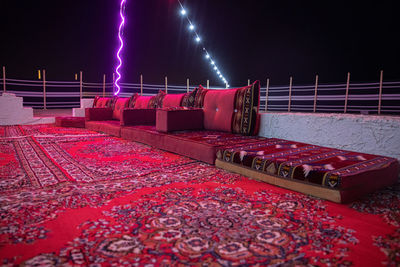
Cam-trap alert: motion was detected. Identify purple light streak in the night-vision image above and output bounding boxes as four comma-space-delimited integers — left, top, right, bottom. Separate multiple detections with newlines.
114, 0, 127, 95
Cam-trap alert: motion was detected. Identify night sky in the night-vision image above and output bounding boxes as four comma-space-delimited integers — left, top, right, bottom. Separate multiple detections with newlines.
1, 0, 399, 87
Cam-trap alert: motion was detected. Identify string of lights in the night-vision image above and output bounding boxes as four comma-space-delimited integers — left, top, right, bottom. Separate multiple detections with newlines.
178, 1, 230, 88
114, 0, 127, 95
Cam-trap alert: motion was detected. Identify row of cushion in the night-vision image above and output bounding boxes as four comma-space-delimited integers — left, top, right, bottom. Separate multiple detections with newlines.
90, 81, 260, 136
92, 89, 198, 110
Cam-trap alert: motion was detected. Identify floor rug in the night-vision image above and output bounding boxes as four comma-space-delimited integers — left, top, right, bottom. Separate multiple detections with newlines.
0, 124, 399, 266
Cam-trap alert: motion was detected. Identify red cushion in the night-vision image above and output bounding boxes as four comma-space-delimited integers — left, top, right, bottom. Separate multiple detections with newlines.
203, 89, 236, 132
162, 93, 185, 108
85, 107, 113, 121
112, 97, 130, 120
121, 108, 156, 126
134, 96, 151, 109
55, 116, 85, 128
156, 108, 203, 132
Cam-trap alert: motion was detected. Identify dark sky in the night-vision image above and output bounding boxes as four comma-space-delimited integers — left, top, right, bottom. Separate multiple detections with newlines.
1, 0, 399, 87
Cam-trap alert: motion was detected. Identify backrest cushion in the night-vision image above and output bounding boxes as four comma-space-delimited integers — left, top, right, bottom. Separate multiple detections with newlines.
203, 89, 237, 132
181, 88, 198, 107
128, 93, 139, 108
134, 96, 152, 109
153, 90, 166, 108
93, 95, 100, 107
232, 80, 260, 135
163, 93, 185, 108
94, 97, 111, 108
112, 97, 130, 120
194, 85, 209, 108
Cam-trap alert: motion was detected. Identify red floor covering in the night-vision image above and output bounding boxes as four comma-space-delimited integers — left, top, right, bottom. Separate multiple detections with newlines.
0, 124, 399, 266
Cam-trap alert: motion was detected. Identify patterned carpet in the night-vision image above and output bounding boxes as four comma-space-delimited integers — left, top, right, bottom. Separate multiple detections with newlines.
0, 124, 399, 266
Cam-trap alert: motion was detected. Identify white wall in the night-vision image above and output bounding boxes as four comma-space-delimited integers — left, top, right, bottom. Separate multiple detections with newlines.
259, 112, 400, 161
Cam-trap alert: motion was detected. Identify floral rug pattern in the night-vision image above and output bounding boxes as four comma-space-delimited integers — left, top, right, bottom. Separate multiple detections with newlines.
0, 124, 399, 266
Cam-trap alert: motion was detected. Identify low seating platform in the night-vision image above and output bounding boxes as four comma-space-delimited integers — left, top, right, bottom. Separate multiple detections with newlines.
122, 126, 267, 164
81, 81, 399, 203
215, 138, 399, 203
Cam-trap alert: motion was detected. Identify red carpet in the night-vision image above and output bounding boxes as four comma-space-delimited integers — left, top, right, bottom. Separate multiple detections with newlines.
0, 124, 399, 266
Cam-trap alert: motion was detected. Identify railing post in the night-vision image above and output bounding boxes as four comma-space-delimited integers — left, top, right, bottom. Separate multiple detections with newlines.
43, 69, 46, 110
112, 73, 115, 95
288, 76, 293, 112
378, 70, 383, 115
313, 74, 319, 113
2, 66, 5, 93
140, 74, 143, 96
165, 76, 168, 93
265, 78, 269, 112
103, 74, 106, 97
207, 80, 209, 89
79, 71, 83, 103
344, 72, 350, 113
186, 78, 189, 93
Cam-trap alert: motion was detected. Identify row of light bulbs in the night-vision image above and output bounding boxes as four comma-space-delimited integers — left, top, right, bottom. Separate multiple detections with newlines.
179, 4, 230, 88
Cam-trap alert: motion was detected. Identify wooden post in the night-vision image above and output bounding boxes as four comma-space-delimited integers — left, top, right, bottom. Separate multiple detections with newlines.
165, 76, 168, 93
248, 79, 250, 86
313, 74, 319, 113
43, 69, 46, 110
79, 71, 83, 103
344, 72, 350, 113
102, 74, 106, 97
207, 80, 209, 89
378, 70, 383, 115
2, 66, 5, 93
112, 73, 115, 95
186, 78, 189, 93
140, 74, 143, 96
288, 76, 293, 112
265, 78, 270, 112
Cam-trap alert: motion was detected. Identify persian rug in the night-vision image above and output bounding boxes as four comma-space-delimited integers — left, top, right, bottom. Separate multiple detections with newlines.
0, 124, 399, 266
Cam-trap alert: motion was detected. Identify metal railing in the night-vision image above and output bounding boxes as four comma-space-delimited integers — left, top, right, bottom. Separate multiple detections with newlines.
1, 68, 399, 115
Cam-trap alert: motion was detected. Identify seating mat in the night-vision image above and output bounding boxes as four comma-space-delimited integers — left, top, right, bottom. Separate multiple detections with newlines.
216, 137, 399, 203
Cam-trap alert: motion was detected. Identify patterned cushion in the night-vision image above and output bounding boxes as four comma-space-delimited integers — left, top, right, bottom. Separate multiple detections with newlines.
232, 80, 260, 136
153, 90, 166, 108
110, 96, 119, 110
147, 96, 157, 108
112, 97, 130, 120
217, 138, 399, 191
94, 97, 111, 108
93, 95, 100, 107
181, 88, 198, 107
194, 85, 209, 108
128, 93, 139, 108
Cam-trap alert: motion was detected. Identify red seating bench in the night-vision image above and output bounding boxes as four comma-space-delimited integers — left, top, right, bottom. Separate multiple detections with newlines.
55, 116, 85, 128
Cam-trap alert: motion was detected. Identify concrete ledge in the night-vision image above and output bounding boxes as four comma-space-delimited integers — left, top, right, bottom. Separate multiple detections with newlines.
259, 112, 400, 161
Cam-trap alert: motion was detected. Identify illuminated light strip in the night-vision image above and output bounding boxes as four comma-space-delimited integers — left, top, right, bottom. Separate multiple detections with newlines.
114, 0, 127, 95
178, 1, 230, 87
